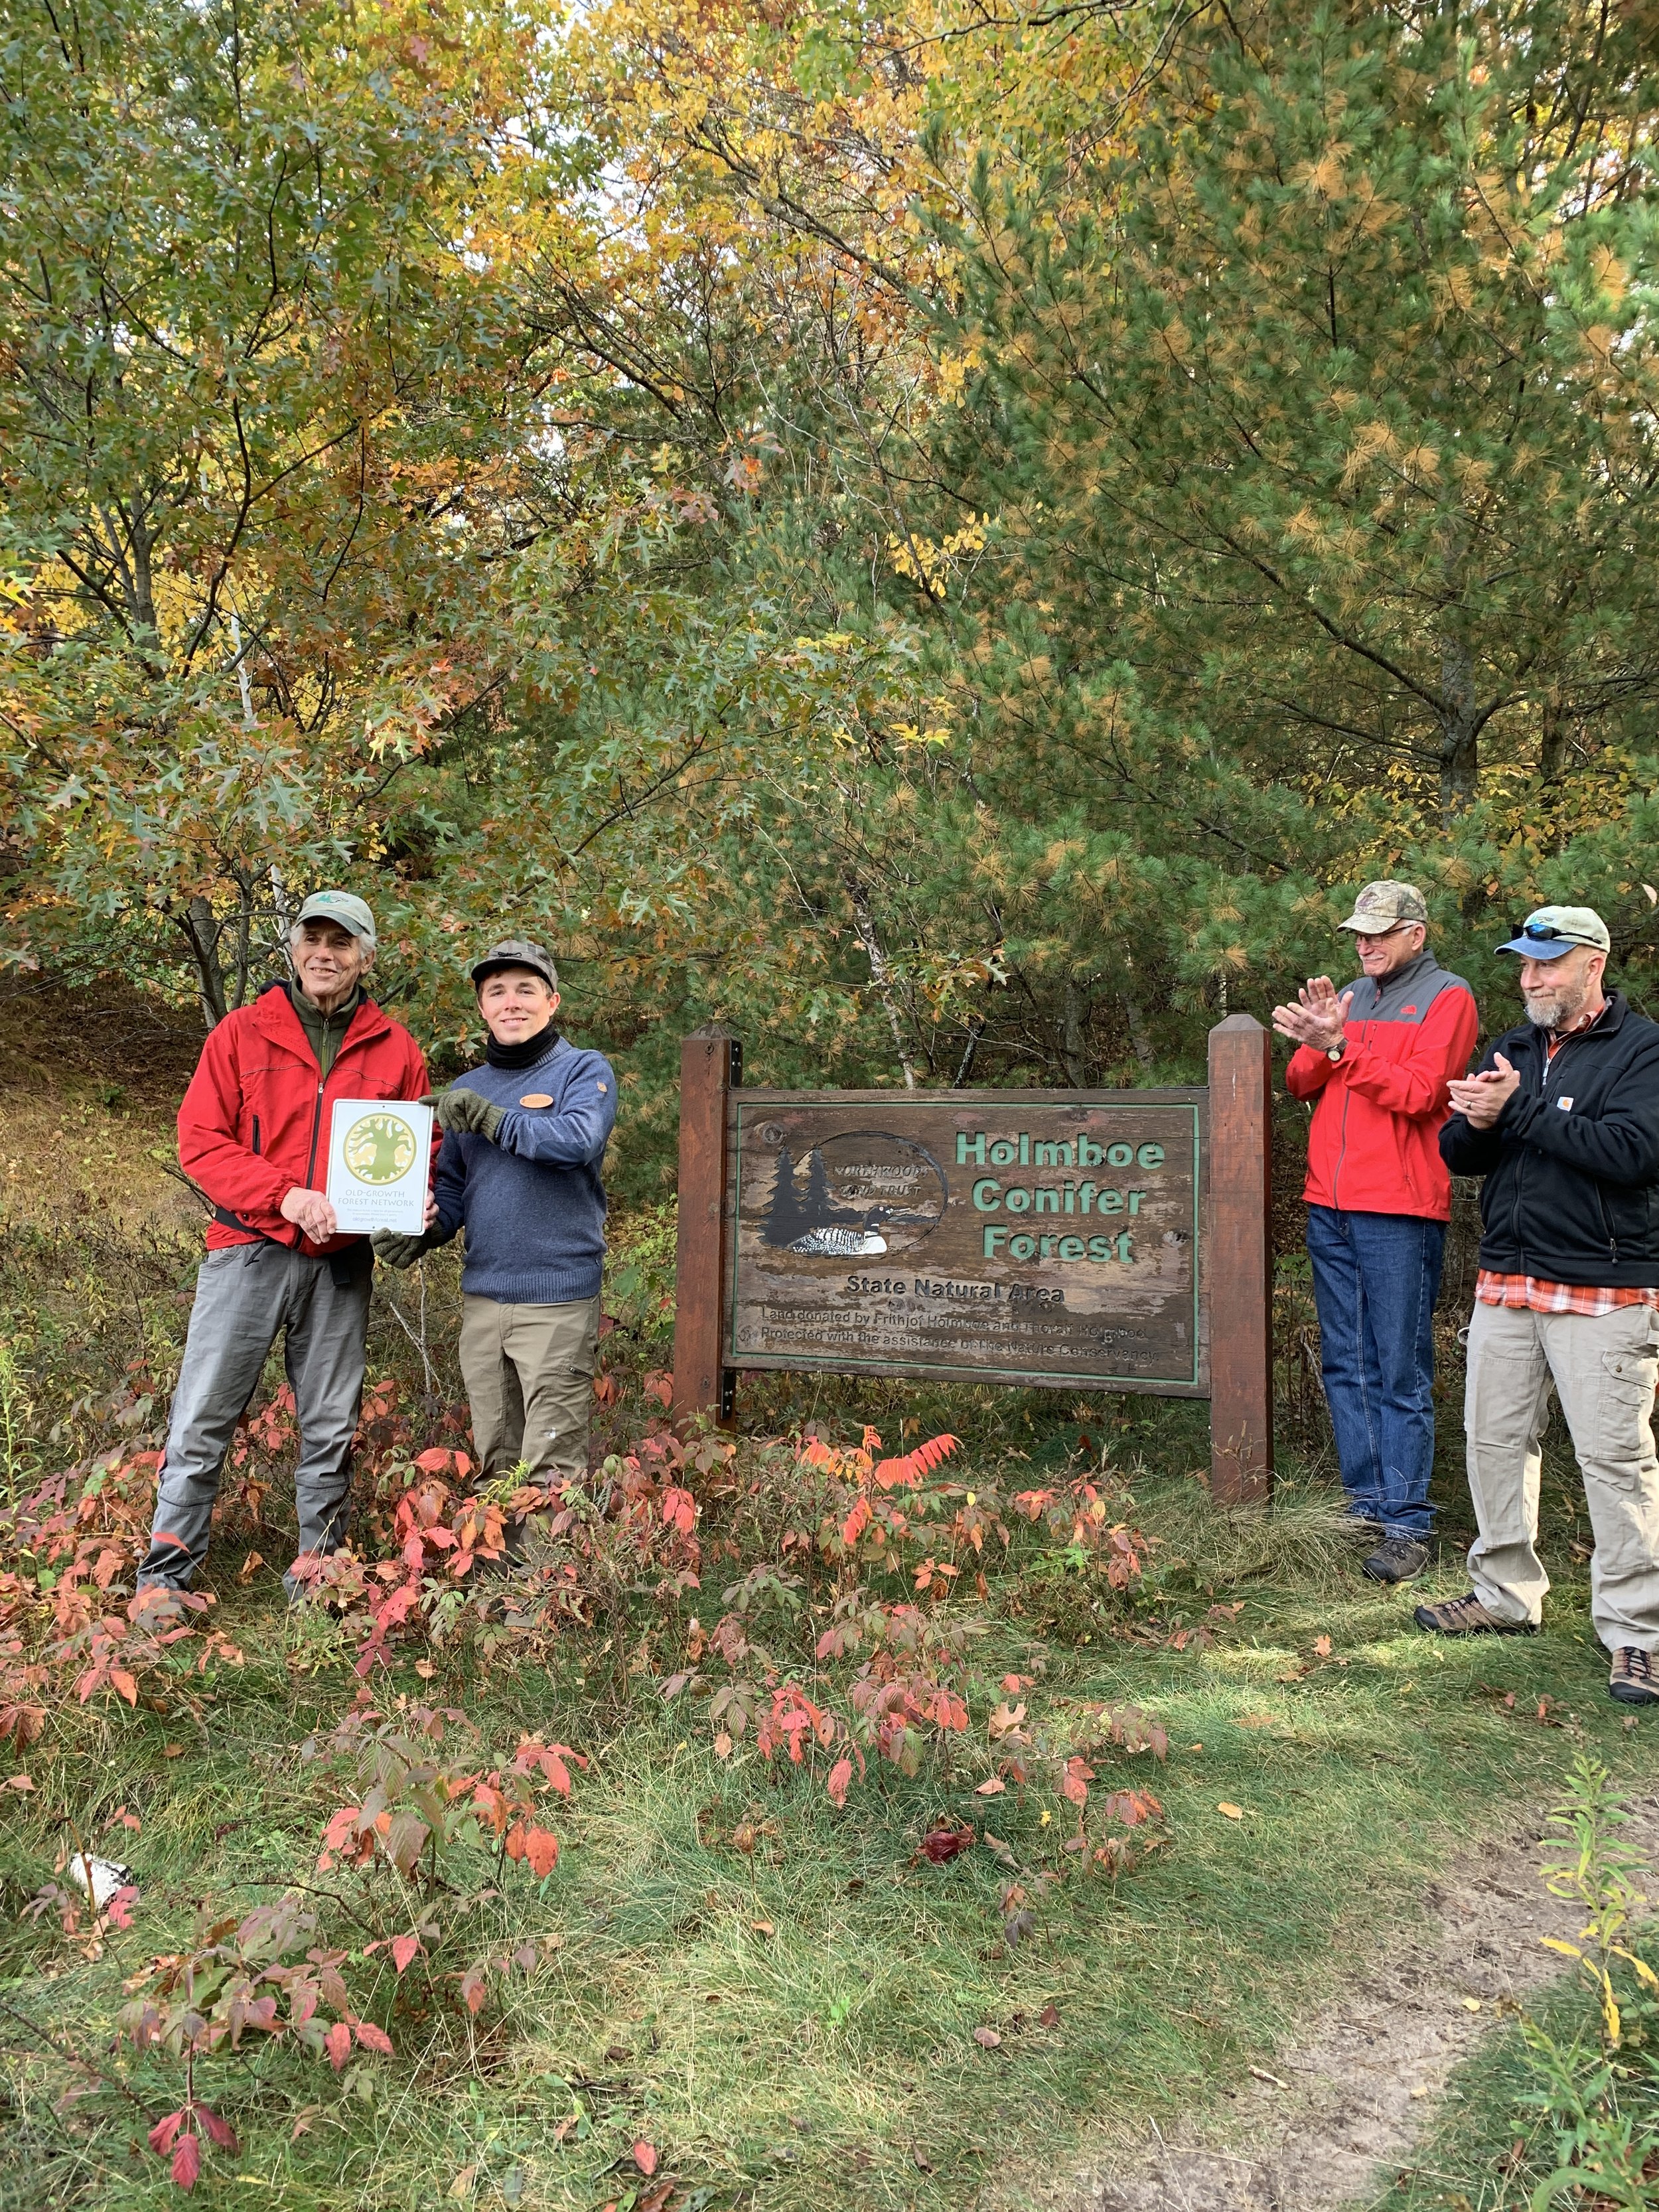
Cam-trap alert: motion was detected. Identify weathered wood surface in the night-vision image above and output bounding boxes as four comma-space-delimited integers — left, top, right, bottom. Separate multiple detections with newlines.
671, 1025, 739, 1426
723, 1088, 1207, 1394
1206, 1015, 1275, 1501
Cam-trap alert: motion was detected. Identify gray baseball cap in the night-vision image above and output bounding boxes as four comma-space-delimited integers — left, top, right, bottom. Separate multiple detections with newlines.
294, 889, 376, 944
1336, 879, 1429, 934
470, 936, 559, 992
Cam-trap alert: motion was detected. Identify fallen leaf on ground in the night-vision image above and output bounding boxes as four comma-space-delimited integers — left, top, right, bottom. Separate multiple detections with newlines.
1216, 1802, 1244, 1820
920, 1820, 975, 1863
749, 1919, 774, 1937
1038, 2002, 1060, 2028
972, 2026, 1001, 2049
237, 1550, 264, 1583
448, 2168, 476, 2198
413, 1659, 437, 1680
604, 2045, 631, 2062
975, 1777, 1006, 1796
713, 1732, 733, 1760
1237, 1714, 1277, 1730
1462, 1997, 1482, 2012
162, 1743, 184, 1759
1409, 2085, 1429, 2099
633, 2140, 658, 2176
1312, 1634, 1333, 1658
912, 2149, 934, 2172
1249, 2065, 1287, 2088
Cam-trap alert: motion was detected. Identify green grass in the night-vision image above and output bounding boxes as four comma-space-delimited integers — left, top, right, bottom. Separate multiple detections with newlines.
3, 1160, 1657, 2209
5, 1446, 1659, 2212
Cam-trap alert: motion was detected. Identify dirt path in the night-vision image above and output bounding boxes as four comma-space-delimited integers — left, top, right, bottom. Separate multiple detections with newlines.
1057, 1790, 1659, 2212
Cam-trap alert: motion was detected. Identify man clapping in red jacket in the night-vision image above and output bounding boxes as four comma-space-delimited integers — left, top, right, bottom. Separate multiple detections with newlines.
138, 891, 431, 1595
1273, 881, 1479, 1585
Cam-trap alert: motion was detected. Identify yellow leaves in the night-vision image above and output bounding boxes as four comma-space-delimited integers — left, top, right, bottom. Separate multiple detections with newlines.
886, 516, 992, 600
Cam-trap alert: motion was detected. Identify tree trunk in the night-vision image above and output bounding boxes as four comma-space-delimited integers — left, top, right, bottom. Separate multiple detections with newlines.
845, 875, 918, 1090
1060, 977, 1089, 1086
1538, 691, 1571, 784
180, 895, 228, 1029
1437, 632, 1480, 820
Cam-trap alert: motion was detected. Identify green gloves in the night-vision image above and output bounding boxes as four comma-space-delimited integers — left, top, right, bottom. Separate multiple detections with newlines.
371, 1228, 433, 1270
422, 1089, 505, 1142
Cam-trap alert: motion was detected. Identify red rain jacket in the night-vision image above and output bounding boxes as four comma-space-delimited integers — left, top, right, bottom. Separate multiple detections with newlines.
177, 982, 430, 1255
1285, 950, 1479, 1221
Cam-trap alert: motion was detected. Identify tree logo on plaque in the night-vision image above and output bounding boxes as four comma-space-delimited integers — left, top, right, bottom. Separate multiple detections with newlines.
340, 1110, 418, 1186
761, 1130, 947, 1258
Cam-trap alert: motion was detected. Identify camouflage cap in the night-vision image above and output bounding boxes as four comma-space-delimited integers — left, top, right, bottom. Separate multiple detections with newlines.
470, 936, 559, 993
1336, 880, 1429, 935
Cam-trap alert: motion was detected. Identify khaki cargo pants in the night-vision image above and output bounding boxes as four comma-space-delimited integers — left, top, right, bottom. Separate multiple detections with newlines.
1463, 1297, 1659, 1653
459, 1293, 600, 1488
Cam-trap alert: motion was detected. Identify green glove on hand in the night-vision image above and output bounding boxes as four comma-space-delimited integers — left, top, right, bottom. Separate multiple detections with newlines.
371, 1228, 431, 1270
422, 1089, 506, 1142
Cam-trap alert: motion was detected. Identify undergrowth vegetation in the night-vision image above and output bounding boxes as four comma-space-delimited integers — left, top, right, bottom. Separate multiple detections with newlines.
1, 1201, 1657, 2209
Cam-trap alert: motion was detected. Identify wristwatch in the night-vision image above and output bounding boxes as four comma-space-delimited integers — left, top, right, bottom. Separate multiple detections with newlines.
1326, 1041, 1345, 1063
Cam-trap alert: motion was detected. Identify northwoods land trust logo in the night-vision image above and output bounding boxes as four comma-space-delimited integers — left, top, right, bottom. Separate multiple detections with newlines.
340, 1110, 417, 1186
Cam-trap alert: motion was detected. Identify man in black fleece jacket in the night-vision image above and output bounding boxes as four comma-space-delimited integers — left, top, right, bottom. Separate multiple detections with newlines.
1421, 905, 1659, 1706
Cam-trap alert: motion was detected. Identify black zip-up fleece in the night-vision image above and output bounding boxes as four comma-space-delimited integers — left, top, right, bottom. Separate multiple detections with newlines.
1439, 990, 1659, 1286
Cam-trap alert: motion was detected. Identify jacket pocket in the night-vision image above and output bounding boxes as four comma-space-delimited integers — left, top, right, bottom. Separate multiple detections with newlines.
252, 1114, 261, 1156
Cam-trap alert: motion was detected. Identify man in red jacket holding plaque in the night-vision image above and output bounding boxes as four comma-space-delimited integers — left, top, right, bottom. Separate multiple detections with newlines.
138, 891, 430, 1595
1273, 882, 1479, 1585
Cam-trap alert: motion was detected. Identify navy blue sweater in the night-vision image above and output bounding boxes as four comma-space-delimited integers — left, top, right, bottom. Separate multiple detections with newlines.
430, 1032, 616, 1303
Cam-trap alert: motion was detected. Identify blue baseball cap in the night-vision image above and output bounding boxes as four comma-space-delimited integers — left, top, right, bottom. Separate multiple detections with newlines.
1494, 905, 1610, 960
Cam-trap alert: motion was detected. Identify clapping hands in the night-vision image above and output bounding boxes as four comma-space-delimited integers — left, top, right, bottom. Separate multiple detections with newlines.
1447, 1053, 1520, 1128
1271, 976, 1352, 1055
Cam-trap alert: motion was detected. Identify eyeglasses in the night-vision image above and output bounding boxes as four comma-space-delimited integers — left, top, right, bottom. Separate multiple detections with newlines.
1359, 922, 1418, 939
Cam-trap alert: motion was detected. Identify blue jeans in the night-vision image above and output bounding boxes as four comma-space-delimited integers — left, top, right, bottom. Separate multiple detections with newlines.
1305, 1206, 1445, 1539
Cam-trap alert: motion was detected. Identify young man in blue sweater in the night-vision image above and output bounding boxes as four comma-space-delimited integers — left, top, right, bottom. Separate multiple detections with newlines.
374, 937, 616, 1492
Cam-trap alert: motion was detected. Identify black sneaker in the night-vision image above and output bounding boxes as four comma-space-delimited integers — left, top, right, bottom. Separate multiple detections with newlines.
1364, 1536, 1431, 1584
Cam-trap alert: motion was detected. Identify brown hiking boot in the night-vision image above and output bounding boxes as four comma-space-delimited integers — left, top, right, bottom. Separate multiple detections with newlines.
1609, 1648, 1659, 1706
1413, 1592, 1538, 1636
1364, 1536, 1431, 1585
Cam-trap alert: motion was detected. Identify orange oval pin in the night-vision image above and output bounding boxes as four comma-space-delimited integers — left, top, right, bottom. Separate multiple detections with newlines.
519, 1092, 554, 1109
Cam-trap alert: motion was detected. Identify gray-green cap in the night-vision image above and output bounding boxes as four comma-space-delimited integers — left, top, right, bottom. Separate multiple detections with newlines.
295, 889, 376, 944
1336, 879, 1429, 934
470, 936, 559, 993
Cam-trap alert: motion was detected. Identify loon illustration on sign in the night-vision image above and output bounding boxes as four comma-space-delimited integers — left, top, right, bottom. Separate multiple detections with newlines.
761, 1131, 948, 1256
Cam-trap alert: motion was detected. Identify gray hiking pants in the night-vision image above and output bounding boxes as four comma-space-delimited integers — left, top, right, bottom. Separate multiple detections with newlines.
139, 1241, 371, 1590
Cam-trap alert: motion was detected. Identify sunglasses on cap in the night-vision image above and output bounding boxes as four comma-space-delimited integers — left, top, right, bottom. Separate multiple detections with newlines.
1509, 921, 1595, 946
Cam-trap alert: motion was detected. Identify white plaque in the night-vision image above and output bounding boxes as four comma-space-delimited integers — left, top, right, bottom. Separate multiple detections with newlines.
324, 1097, 433, 1235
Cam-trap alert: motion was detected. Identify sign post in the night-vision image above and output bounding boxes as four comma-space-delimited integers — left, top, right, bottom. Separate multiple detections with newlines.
670, 1017, 1273, 1499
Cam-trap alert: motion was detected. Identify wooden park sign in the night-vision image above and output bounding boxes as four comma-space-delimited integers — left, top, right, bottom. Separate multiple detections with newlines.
672, 1016, 1273, 1502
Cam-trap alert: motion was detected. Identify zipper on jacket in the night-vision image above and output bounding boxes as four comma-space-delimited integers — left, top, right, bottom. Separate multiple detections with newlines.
1331, 999, 1370, 1208
305, 1024, 372, 1193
